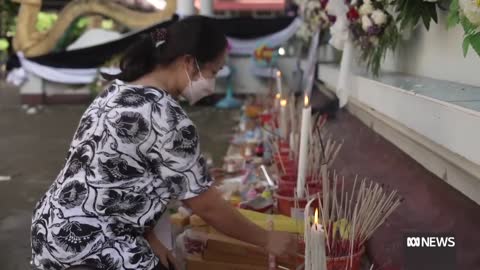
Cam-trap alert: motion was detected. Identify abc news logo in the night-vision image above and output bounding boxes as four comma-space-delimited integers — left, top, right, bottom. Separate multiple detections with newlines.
406, 236, 455, 248
405, 234, 456, 270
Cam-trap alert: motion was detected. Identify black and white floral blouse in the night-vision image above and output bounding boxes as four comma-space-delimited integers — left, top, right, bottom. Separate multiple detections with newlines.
31, 80, 212, 270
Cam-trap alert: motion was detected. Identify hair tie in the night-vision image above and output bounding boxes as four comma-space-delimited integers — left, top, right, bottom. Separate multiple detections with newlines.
150, 28, 168, 48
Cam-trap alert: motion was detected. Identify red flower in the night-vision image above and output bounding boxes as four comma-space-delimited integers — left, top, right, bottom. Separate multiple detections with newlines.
347, 6, 360, 22
320, 0, 328, 9
328, 15, 337, 24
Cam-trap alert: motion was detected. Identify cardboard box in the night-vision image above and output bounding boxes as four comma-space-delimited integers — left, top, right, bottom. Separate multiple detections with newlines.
203, 231, 299, 269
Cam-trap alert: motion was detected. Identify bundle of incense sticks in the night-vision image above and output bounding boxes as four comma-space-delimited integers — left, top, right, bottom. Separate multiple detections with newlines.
308, 128, 343, 183
298, 117, 343, 184
270, 121, 343, 181
269, 137, 287, 174
310, 171, 403, 264
269, 96, 344, 185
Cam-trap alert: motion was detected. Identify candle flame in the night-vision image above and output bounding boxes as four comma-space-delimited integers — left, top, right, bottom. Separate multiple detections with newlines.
304, 95, 309, 107
280, 99, 287, 107
314, 208, 319, 225
275, 93, 281, 99
276, 70, 281, 78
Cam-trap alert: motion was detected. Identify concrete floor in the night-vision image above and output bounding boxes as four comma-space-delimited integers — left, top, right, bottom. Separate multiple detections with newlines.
0, 82, 238, 270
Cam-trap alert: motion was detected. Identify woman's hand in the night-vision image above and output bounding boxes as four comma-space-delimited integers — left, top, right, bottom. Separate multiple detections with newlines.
183, 188, 299, 257
264, 231, 298, 257
145, 229, 177, 269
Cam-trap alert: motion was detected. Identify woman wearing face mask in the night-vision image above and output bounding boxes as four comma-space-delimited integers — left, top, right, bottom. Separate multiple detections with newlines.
31, 16, 297, 270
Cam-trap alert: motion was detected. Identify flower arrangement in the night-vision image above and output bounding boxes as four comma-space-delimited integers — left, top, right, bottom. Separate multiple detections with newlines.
448, 0, 480, 56
347, 0, 400, 76
295, 0, 336, 42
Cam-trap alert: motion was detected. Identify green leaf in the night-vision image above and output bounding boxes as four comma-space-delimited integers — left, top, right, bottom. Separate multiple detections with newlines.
399, 0, 414, 29
0, 38, 9, 51
429, 4, 438, 23
422, 10, 431, 30
463, 37, 470, 57
400, 15, 411, 30
398, 0, 408, 12
460, 15, 477, 36
468, 34, 480, 56
447, 0, 460, 28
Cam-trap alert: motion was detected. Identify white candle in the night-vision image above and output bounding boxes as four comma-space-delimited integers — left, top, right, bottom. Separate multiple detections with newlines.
276, 70, 283, 95
279, 98, 288, 139
306, 209, 327, 270
296, 95, 311, 198
274, 93, 280, 111
289, 132, 295, 159
245, 145, 253, 157
226, 161, 235, 173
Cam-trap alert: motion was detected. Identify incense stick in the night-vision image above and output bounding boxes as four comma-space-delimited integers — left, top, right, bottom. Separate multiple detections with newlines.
267, 215, 276, 270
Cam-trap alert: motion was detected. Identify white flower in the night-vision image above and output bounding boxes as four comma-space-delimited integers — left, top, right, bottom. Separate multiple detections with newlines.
307, 0, 320, 10
359, 3, 374, 15
325, 1, 333, 13
296, 24, 312, 42
363, 0, 371, 4
459, 0, 480, 26
371, 9, 387, 25
326, 0, 348, 17
362, 15, 373, 31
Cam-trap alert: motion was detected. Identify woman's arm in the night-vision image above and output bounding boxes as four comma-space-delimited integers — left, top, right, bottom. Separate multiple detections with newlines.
145, 228, 177, 269
183, 187, 296, 256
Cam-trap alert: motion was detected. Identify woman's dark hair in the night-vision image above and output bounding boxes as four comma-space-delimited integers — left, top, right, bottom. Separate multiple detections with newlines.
102, 15, 227, 82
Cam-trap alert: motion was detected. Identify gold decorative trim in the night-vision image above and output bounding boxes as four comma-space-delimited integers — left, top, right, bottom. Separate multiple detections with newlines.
13, 0, 176, 57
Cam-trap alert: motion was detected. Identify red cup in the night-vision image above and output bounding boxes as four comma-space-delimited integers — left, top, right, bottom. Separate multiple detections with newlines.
275, 151, 290, 159
280, 174, 297, 182
260, 113, 272, 122
277, 141, 289, 149
278, 175, 322, 190
275, 188, 321, 217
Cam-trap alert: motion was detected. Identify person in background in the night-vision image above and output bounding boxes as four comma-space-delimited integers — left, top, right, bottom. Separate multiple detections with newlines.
31, 15, 296, 270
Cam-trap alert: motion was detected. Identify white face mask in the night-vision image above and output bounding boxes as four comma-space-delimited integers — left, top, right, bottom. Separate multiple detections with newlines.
181, 60, 216, 105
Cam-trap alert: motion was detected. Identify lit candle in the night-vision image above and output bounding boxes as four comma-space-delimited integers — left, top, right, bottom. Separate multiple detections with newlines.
296, 95, 312, 198
274, 92, 281, 110
279, 98, 288, 139
306, 209, 327, 270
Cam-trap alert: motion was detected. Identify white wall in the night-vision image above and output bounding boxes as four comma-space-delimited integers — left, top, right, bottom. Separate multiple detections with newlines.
318, 64, 480, 204
381, 10, 480, 87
